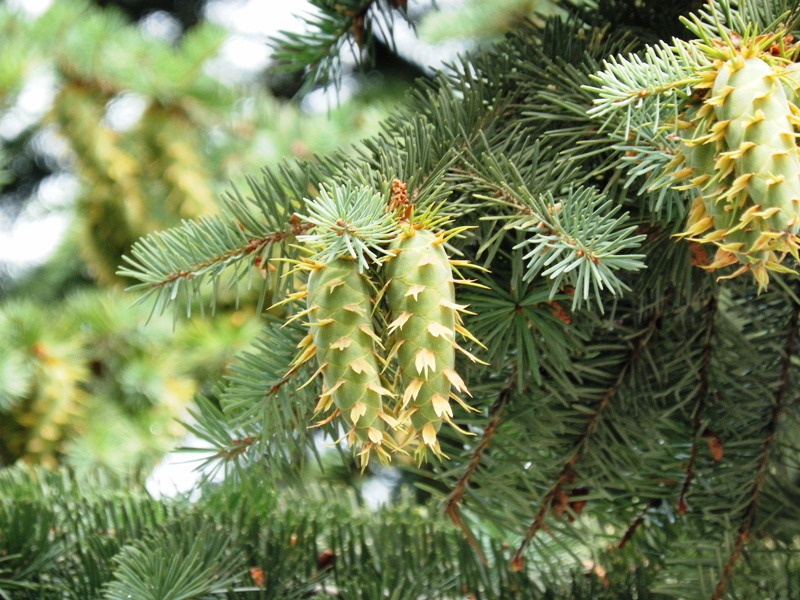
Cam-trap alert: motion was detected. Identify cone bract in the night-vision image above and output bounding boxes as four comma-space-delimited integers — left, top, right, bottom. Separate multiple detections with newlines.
781, 62, 800, 107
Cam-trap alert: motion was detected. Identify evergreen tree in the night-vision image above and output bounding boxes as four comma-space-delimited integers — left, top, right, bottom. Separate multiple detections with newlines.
4, 0, 800, 598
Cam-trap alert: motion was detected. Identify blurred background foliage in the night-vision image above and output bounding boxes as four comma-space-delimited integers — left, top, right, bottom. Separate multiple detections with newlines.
0, 0, 523, 475
0, 0, 442, 473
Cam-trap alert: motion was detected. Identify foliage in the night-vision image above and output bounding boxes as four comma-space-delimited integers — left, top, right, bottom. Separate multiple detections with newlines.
118, 0, 800, 597
0, 288, 259, 471
4, 0, 800, 598
270, 0, 415, 95
0, 0, 393, 468
0, 465, 660, 599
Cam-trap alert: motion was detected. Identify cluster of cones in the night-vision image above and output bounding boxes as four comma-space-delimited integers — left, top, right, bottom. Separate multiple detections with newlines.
287, 225, 484, 467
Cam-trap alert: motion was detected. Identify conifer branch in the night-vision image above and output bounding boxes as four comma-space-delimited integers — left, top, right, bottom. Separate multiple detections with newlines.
711, 288, 799, 600
462, 263, 581, 388
615, 498, 661, 550
512, 300, 666, 564
677, 295, 718, 514
458, 141, 647, 309
270, 0, 409, 93
586, 38, 710, 123
183, 321, 315, 479
297, 183, 399, 272
180, 396, 256, 481
444, 375, 514, 557
513, 186, 647, 310
119, 214, 311, 318
220, 321, 308, 428
143, 231, 276, 285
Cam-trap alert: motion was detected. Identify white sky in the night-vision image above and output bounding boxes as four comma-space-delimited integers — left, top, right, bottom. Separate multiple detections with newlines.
204, 0, 318, 79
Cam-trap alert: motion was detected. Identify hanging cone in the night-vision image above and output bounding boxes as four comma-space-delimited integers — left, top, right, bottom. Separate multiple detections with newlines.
293, 257, 398, 467
669, 54, 800, 287
384, 226, 479, 462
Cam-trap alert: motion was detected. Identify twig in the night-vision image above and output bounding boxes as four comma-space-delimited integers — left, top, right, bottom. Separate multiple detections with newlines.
512, 301, 665, 564
444, 375, 515, 561
616, 499, 660, 549
677, 296, 718, 514
157, 224, 312, 288
712, 290, 799, 600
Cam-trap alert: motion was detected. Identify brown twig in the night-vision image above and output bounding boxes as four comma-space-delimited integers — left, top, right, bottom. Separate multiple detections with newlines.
711, 293, 799, 600
512, 302, 665, 565
156, 223, 313, 288
220, 435, 257, 461
444, 377, 515, 560
616, 499, 660, 549
677, 296, 718, 514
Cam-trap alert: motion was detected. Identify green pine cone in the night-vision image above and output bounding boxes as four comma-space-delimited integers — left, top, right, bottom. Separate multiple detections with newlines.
384, 227, 473, 461
674, 104, 729, 217
301, 258, 394, 465
710, 56, 800, 234
670, 54, 800, 287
